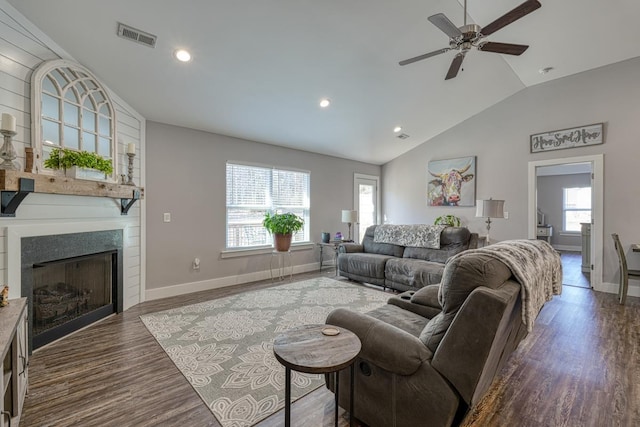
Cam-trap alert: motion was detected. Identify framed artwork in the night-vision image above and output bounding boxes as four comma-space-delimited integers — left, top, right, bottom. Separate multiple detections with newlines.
427, 156, 476, 207
530, 123, 604, 153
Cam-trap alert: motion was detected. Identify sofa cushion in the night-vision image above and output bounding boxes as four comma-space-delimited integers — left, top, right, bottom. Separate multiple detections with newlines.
403, 227, 471, 263
419, 252, 513, 352
365, 304, 430, 338
362, 225, 405, 257
337, 252, 393, 280
385, 258, 445, 289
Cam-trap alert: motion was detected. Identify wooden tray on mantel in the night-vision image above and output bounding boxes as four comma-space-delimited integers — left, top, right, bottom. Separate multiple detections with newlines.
0, 170, 144, 200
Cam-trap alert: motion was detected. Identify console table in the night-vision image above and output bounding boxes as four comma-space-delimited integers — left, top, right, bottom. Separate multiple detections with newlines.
1, 298, 28, 427
273, 324, 361, 427
317, 242, 342, 274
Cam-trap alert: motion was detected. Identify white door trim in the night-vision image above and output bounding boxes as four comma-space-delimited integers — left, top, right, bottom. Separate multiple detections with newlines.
527, 154, 604, 290
353, 173, 380, 242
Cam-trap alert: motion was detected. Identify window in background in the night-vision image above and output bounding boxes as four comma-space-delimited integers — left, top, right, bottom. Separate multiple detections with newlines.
226, 163, 310, 249
563, 187, 591, 232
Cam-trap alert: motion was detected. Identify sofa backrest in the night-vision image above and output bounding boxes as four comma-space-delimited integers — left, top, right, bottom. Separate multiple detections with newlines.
362, 225, 405, 257
402, 227, 472, 263
421, 251, 527, 406
419, 252, 513, 351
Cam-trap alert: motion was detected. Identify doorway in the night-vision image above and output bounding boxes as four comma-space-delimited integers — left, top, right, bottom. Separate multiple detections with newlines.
353, 174, 380, 243
536, 162, 592, 288
528, 154, 603, 290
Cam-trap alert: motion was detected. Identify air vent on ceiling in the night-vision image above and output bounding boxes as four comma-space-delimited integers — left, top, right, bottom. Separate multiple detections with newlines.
117, 22, 157, 48
396, 133, 410, 140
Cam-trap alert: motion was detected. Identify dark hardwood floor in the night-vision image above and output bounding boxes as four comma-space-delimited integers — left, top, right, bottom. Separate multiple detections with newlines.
560, 251, 591, 289
22, 270, 639, 426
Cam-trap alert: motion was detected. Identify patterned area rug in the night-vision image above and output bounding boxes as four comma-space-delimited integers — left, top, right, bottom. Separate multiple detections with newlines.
140, 277, 389, 427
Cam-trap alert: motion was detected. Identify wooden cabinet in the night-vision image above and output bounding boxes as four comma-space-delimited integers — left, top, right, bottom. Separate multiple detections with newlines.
536, 225, 553, 243
1, 298, 28, 427
581, 223, 591, 273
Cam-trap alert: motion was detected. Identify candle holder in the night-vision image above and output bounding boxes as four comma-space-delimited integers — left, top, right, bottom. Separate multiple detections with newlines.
0, 129, 19, 170
126, 152, 135, 186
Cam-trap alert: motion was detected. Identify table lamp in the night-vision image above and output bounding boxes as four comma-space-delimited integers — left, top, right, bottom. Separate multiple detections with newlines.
341, 210, 358, 242
475, 198, 505, 244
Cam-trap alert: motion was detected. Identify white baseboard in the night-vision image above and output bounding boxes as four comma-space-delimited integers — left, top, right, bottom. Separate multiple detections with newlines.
145, 262, 321, 301
553, 245, 582, 252
593, 281, 640, 298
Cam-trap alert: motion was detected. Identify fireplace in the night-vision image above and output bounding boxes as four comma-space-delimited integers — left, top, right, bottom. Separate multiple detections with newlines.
21, 230, 123, 351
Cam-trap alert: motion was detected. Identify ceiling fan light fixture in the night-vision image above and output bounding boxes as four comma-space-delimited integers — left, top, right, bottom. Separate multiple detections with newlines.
319, 98, 331, 108
174, 49, 192, 62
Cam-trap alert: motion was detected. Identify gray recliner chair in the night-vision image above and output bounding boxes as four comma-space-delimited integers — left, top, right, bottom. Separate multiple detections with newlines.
326, 250, 531, 427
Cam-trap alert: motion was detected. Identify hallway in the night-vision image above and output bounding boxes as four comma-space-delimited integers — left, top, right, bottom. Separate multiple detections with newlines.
560, 251, 591, 288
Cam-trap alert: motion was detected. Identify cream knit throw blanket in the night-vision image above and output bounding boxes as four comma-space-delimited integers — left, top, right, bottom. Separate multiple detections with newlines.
450, 239, 562, 331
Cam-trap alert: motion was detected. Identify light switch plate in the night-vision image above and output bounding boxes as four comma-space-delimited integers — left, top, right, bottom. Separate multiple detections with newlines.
163, 212, 171, 222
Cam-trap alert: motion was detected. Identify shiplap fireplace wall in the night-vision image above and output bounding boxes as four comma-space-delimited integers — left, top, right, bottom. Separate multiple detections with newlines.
0, 1, 146, 309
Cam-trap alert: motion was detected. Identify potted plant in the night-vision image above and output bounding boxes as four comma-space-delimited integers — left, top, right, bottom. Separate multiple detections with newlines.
434, 214, 461, 227
263, 212, 304, 251
44, 148, 113, 181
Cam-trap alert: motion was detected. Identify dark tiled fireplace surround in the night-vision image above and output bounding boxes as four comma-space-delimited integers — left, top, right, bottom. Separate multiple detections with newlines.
21, 230, 123, 351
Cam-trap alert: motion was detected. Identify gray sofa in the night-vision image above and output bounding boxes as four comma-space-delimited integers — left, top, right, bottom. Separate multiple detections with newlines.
337, 225, 478, 292
326, 248, 536, 427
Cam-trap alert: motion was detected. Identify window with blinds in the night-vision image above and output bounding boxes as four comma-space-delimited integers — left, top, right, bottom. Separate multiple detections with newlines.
226, 163, 310, 249
563, 187, 591, 232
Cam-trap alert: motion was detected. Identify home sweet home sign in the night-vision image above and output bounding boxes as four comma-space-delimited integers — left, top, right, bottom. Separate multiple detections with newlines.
530, 123, 604, 153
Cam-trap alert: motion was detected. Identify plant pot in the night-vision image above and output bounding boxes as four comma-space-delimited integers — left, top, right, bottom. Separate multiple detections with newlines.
274, 233, 292, 252
65, 166, 107, 181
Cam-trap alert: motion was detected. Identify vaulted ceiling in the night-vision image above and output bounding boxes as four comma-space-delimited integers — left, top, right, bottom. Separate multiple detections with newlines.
10, 0, 640, 164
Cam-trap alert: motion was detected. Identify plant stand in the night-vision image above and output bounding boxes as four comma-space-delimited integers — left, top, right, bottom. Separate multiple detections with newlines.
270, 250, 292, 281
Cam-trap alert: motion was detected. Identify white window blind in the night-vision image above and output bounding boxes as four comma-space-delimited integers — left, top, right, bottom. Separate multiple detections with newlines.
226, 163, 310, 248
563, 187, 591, 232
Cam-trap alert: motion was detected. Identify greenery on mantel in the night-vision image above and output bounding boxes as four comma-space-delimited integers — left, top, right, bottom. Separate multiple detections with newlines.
262, 212, 304, 235
44, 148, 113, 175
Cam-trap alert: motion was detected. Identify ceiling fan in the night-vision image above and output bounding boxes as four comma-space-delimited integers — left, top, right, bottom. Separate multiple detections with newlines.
399, 0, 541, 80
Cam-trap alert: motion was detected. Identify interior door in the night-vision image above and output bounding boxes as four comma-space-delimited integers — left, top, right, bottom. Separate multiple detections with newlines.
353, 174, 379, 243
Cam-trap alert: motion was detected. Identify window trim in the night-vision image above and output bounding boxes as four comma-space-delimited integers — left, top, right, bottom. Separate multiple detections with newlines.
225, 161, 311, 250
31, 59, 117, 181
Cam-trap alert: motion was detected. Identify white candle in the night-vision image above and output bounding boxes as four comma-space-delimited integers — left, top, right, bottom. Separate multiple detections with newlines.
126, 143, 136, 154
1, 113, 16, 132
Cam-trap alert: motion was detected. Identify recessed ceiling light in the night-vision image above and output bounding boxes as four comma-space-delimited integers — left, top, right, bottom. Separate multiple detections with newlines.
319, 98, 331, 108
538, 66, 554, 74
393, 126, 402, 133
174, 49, 192, 62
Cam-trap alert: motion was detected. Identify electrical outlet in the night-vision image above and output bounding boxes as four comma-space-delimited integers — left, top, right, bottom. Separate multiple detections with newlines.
504, 211, 509, 219
163, 212, 171, 222
193, 257, 200, 270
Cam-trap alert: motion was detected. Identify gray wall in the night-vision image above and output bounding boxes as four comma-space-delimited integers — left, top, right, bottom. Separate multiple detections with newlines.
146, 122, 380, 291
537, 173, 591, 249
382, 56, 640, 285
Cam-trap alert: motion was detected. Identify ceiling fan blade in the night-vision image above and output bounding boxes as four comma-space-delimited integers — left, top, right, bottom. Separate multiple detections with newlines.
445, 53, 465, 80
399, 48, 451, 66
481, 0, 541, 36
428, 13, 463, 39
479, 42, 529, 55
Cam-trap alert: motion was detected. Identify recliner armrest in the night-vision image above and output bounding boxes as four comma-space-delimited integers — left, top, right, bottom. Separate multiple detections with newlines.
326, 308, 433, 375
338, 243, 364, 253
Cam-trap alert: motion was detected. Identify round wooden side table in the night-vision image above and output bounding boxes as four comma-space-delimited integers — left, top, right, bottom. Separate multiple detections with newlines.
273, 324, 361, 427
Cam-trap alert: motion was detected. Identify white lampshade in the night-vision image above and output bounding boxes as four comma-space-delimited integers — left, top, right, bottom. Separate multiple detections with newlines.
341, 209, 358, 223
475, 199, 505, 218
